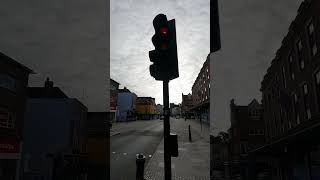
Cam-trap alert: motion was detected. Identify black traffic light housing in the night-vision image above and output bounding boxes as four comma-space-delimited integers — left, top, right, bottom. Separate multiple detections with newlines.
149, 14, 179, 81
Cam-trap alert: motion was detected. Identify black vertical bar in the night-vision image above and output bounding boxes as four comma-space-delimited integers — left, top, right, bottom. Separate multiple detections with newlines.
163, 80, 171, 180
210, 0, 221, 53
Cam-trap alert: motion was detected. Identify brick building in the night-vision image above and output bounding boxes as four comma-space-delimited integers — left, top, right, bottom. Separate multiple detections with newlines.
0, 52, 33, 180
110, 79, 120, 122
250, 0, 320, 179
181, 93, 193, 118
191, 54, 210, 124
136, 97, 156, 120
228, 99, 265, 179
210, 132, 231, 180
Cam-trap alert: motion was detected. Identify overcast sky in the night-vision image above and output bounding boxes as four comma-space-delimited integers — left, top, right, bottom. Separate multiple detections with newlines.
0, 0, 108, 111
0, 0, 303, 132
110, 0, 210, 105
211, 0, 303, 134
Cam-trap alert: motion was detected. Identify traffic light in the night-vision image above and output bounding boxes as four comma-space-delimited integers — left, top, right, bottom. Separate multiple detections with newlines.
149, 14, 179, 81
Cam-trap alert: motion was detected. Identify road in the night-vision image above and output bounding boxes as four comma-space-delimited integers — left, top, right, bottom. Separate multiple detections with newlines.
110, 120, 163, 180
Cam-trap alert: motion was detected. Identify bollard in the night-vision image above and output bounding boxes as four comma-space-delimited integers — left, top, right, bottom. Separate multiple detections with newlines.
188, 125, 192, 142
136, 154, 146, 180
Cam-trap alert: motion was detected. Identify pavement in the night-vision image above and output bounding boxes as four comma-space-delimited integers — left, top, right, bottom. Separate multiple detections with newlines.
110, 120, 163, 180
144, 118, 210, 180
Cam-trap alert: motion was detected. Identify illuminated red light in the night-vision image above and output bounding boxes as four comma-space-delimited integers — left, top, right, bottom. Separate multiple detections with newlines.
159, 27, 168, 35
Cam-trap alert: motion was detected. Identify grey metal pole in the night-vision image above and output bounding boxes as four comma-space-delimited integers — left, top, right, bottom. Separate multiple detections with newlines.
163, 80, 171, 180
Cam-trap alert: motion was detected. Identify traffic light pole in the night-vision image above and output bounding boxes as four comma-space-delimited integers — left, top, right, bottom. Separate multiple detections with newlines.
163, 79, 171, 180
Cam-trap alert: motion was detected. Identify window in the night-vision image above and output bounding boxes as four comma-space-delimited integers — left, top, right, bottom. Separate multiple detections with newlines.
249, 129, 255, 135
289, 55, 295, 80
254, 129, 262, 135
260, 129, 264, 135
288, 120, 292, 129
296, 39, 305, 70
282, 66, 287, 88
297, 114, 300, 124
292, 93, 296, 126
302, 83, 310, 120
307, 19, 318, 56
307, 108, 311, 120
0, 74, 17, 92
303, 84, 308, 95
0, 107, 15, 129
315, 71, 320, 112
240, 142, 247, 155
292, 92, 299, 125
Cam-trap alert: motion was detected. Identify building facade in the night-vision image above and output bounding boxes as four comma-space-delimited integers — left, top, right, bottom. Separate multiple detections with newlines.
156, 104, 163, 118
251, 0, 320, 179
136, 97, 156, 120
86, 112, 109, 180
116, 88, 137, 122
210, 132, 231, 180
110, 79, 120, 122
181, 93, 193, 118
191, 55, 210, 124
228, 99, 266, 180
0, 52, 33, 180
22, 79, 88, 180
170, 103, 181, 118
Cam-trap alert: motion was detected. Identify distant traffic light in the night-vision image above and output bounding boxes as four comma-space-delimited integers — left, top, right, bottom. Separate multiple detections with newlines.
149, 14, 179, 81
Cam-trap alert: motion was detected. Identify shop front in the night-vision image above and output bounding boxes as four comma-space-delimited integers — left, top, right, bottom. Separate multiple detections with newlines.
0, 139, 21, 180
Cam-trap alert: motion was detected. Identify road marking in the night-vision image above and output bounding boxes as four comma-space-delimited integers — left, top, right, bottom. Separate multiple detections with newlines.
123, 153, 127, 155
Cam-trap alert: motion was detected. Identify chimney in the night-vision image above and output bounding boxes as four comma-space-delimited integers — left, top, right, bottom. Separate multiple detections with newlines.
45, 77, 54, 88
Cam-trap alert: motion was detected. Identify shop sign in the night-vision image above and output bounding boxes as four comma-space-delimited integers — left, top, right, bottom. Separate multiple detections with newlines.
0, 139, 20, 153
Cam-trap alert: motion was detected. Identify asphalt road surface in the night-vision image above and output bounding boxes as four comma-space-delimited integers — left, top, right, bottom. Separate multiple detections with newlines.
110, 120, 163, 180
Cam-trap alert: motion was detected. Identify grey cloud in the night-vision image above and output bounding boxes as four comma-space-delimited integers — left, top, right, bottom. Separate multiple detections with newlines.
211, 0, 302, 135
111, 0, 209, 104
